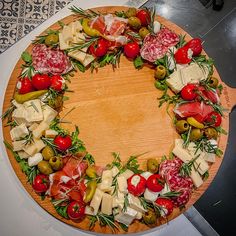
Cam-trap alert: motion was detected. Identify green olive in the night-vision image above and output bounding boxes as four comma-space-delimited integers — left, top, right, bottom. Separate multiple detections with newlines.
155, 65, 167, 80
190, 128, 203, 141
86, 166, 97, 178
48, 95, 63, 109
154, 81, 166, 91
42, 146, 55, 161
128, 16, 141, 30
84, 181, 97, 203
45, 34, 59, 46
208, 77, 219, 88
147, 158, 159, 173
139, 27, 149, 39
176, 120, 189, 134
125, 7, 137, 18
143, 210, 157, 226
49, 156, 63, 171
38, 161, 53, 175
204, 127, 218, 140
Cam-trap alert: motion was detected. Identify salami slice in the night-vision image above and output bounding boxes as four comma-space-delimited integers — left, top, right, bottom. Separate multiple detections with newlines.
172, 189, 192, 207
32, 44, 72, 75
157, 28, 179, 47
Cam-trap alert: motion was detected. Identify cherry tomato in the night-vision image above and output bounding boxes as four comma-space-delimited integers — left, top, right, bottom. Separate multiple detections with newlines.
32, 174, 49, 193
174, 46, 192, 64
51, 75, 65, 91
17, 77, 34, 94
181, 84, 197, 101
205, 111, 222, 127
124, 42, 140, 59
89, 38, 109, 57
127, 174, 146, 196
155, 198, 174, 216
185, 38, 202, 56
32, 74, 51, 90
54, 135, 72, 152
146, 174, 164, 192
136, 9, 151, 26
67, 201, 85, 220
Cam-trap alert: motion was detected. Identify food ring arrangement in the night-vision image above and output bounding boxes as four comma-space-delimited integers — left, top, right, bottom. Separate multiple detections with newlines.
1, 6, 229, 234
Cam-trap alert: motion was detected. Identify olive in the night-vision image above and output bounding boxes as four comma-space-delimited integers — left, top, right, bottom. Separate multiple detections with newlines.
86, 166, 97, 178
49, 156, 63, 171
128, 16, 141, 30
204, 127, 218, 140
45, 34, 59, 46
42, 145, 55, 161
38, 161, 53, 175
48, 95, 63, 109
190, 128, 203, 141
139, 27, 149, 39
155, 65, 167, 80
84, 181, 97, 203
154, 81, 166, 91
125, 7, 137, 18
208, 77, 219, 88
143, 210, 157, 226
175, 120, 189, 134
147, 158, 159, 173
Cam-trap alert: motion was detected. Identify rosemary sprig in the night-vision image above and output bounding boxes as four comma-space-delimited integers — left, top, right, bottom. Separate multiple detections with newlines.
147, 7, 156, 35
1, 105, 15, 121
176, 34, 187, 49
122, 193, 129, 212
126, 31, 142, 43
115, 11, 127, 18
181, 126, 192, 148
19, 51, 35, 78
179, 154, 200, 177
32, 29, 59, 45
160, 191, 180, 198
69, 6, 99, 18
20, 131, 34, 145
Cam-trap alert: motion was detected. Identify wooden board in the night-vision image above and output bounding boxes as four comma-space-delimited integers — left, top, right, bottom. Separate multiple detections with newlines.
2, 6, 236, 234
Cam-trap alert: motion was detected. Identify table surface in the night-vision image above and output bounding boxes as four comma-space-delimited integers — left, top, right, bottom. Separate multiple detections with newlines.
1, 0, 236, 235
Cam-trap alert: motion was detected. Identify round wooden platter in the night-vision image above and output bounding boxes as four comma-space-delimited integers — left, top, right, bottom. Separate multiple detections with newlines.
2, 6, 236, 234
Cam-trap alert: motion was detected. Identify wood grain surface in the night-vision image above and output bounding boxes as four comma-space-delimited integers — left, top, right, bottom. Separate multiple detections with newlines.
2, 6, 236, 234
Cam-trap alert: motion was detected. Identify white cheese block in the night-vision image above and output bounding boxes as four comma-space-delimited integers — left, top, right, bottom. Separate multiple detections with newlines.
12, 107, 30, 126
17, 151, 30, 159
71, 21, 83, 34
23, 138, 46, 156
190, 169, 203, 188
12, 140, 26, 151
128, 194, 146, 213
28, 153, 43, 167
33, 121, 49, 139
10, 123, 29, 141
112, 191, 125, 208
90, 188, 104, 215
101, 193, 113, 215
24, 99, 43, 122
45, 129, 58, 138
136, 212, 143, 220
83, 54, 95, 67
117, 176, 128, 193
144, 188, 159, 202
28, 123, 38, 131
59, 32, 70, 50
115, 207, 138, 226
99, 170, 113, 192
204, 153, 215, 163
12, 100, 22, 108
120, 169, 134, 180
85, 206, 95, 216
42, 104, 58, 124
62, 25, 73, 44
153, 21, 161, 34
73, 32, 85, 44
111, 166, 119, 177
141, 171, 152, 180
68, 48, 87, 63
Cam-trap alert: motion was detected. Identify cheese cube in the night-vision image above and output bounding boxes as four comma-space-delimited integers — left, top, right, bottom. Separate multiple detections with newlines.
83, 54, 95, 67
10, 123, 29, 141
24, 99, 43, 122
33, 121, 49, 139
141, 171, 152, 180
28, 153, 43, 167
85, 206, 95, 216
45, 129, 58, 138
115, 207, 138, 226
120, 169, 134, 180
117, 176, 127, 193
12, 140, 26, 151
112, 191, 125, 208
101, 193, 113, 215
204, 153, 215, 163
41, 104, 57, 123
68, 48, 87, 63
59, 32, 70, 50
144, 188, 159, 202
12, 107, 30, 126
17, 151, 30, 159
99, 170, 113, 192
136, 212, 143, 220
166, 70, 183, 93
111, 166, 119, 177
128, 194, 146, 213
90, 188, 104, 215
23, 138, 46, 156
62, 25, 73, 43
190, 169, 203, 188
71, 21, 83, 34
28, 123, 38, 131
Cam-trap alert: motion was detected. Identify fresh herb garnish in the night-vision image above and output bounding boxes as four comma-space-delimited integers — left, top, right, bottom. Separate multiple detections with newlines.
122, 193, 129, 212
69, 6, 99, 18
115, 11, 127, 18
68, 126, 86, 154
33, 29, 59, 46
179, 154, 200, 177
83, 153, 95, 165
1, 105, 15, 121
71, 59, 86, 72
176, 34, 187, 49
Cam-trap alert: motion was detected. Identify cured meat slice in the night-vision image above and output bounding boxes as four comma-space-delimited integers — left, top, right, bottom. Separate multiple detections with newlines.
90, 16, 106, 34
174, 101, 214, 122
172, 189, 192, 207
32, 44, 72, 75
198, 86, 220, 104
157, 28, 179, 47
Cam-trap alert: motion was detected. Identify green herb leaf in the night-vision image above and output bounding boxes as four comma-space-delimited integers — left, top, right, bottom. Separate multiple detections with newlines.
115, 11, 127, 18
21, 51, 32, 63
54, 205, 69, 219
84, 153, 95, 165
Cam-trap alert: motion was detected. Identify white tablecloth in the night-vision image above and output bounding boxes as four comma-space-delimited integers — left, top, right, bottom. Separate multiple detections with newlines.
0, 1, 202, 235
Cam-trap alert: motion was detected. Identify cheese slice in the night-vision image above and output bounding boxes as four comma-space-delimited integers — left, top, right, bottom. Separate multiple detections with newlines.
45, 129, 58, 138
23, 138, 46, 156
128, 194, 146, 213
59, 32, 70, 50
24, 99, 43, 122
28, 153, 43, 167
28, 123, 38, 131
90, 188, 104, 215
111, 166, 119, 177
101, 193, 113, 215
204, 152, 215, 163
115, 207, 138, 226
10, 123, 29, 141
190, 169, 203, 188
99, 170, 113, 192
12, 140, 26, 151
33, 121, 49, 139
83, 54, 95, 67
119, 169, 134, 180
17, 151, 30, 159
42, 104, 58, 124
68, 47, 87, 63
117, 176, 127, 193
12, 106, 30, 126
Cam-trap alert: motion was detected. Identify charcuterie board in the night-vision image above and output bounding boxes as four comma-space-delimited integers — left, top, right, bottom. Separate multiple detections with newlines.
2, 6, 236, 234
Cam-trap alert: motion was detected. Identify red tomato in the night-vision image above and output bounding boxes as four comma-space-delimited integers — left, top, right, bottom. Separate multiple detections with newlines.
146, 174, 165, 192
185, 38, 202, 56
174, 46, 192, 64
51, 75, 65, 91
54, 135, 72, 152
127, 174, 146, 196
67, 201, 85, 220
17, 77, 34, 94
136, 9, 151, 26
32, 174, 49, 193
205, 111, 222, 127
155, 198, 174, 216
124, 42, 140, 59
32, 74, 51, 90
89, 38, 109, 57
181, 84, 197, 101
